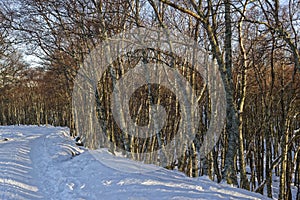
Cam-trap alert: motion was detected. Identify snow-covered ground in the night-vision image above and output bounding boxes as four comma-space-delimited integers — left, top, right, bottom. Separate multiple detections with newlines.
0, 125, 271, 200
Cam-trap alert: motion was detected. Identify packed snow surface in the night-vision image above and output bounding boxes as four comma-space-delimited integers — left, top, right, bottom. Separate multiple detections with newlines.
0, 125, 270, 200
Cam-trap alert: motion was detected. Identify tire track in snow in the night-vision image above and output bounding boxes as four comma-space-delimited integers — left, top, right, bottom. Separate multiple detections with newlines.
0, 135, 44, 200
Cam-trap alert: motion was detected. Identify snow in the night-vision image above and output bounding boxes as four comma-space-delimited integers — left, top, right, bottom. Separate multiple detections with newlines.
0, 125, 271, 200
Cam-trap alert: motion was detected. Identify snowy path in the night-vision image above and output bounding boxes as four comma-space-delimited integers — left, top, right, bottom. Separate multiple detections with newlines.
0, 127, 44, 199
0, 126, 271, 200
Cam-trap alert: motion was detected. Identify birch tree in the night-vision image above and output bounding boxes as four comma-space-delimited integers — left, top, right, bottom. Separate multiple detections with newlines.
157, 0, 239, 185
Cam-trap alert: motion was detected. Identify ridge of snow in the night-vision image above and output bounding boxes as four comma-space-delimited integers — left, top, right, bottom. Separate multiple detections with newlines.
0, 125, 271, 200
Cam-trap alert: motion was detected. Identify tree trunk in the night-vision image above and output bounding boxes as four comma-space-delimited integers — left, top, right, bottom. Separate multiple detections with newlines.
237, 14, 250, 190
222, 0, 238, 186
279, 119, 290, 199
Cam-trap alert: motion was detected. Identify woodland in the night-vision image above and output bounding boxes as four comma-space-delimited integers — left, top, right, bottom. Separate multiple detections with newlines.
0, 0, 299, 199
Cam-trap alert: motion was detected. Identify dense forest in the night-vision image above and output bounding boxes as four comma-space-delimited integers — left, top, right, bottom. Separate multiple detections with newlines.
0, 0, 299, 199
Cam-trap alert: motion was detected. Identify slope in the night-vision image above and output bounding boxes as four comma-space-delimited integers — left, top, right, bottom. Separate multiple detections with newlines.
0, 125, 270, 200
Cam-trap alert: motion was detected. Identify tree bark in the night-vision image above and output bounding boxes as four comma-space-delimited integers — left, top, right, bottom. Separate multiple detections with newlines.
221, 0, 239, 186
237, 10, 250, 190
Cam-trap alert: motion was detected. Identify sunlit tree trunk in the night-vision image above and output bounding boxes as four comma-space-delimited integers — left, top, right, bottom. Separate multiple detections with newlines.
237, 8, 250, 190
